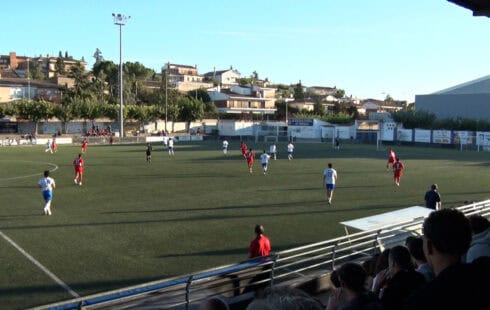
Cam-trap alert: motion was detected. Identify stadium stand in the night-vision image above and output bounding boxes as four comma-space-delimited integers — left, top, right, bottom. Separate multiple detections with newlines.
37, 200, 490, 310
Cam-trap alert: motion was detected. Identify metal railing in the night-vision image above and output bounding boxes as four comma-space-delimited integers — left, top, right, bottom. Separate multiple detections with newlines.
38, 200, 490, 310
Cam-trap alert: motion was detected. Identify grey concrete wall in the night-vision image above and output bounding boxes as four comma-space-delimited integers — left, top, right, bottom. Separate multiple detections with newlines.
415, 94, 490, 120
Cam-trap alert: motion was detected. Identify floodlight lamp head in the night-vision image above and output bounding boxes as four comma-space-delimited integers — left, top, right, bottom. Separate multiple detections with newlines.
113, 13, 129, 25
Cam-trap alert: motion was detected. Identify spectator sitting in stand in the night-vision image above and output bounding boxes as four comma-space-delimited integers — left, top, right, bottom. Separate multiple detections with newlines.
326, 263, 382, 310
371, 248, 390, 292
374, 245, 425, 310
466, 214, 490, 263
406, 236, 434, 282
404, 209, 490, 310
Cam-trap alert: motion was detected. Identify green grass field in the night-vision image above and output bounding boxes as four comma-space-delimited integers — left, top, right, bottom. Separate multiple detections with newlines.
1, 141, 489, 309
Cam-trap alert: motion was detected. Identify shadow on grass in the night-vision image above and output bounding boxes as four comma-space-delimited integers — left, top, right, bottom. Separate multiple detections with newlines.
157, 242, 307, 259
2, 276, 166, 308
2, 204, 399, 231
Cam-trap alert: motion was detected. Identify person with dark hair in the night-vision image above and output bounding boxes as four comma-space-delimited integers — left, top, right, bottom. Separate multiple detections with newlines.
260, 150, 271, 175
404, 209, 489, 310
323, 163, 338, 205
249, 224, 271, 258
424, 184, 441, 210
371, 249, 390, 292
466, 214, 490, 263
73, 153, 84, 186
245, 148, 256, 174
392, 157, 404, 186
38, 170, 56, 216
146, 143, 153, 163
362, 253, 379, 290
330, 269, 341, 288
375, 246, 425, 310
199, 296, 229, 310
326, 263, 382, 310
406, 237, 434, 282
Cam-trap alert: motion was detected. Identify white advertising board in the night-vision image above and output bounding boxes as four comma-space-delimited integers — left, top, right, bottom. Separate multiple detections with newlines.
453, 131, 473, 145
476, 131, 490, 146
397, 129, 413, 142
432, 130, 451, 144
381, 122, 396, 141
414, 129, 431, 143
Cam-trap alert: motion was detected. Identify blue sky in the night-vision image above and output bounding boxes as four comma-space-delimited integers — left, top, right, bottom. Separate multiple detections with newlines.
2, 0, 489, 102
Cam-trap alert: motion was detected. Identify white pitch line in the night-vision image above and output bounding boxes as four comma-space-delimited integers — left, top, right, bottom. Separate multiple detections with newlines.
0, 162, 58, 182
0, 230, 80, 298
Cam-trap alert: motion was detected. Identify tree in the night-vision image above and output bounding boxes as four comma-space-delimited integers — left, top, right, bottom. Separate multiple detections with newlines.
92, 60, 118, 102
55, 57, 65, 75
293, 81, 305, 100
334, 89, 345, 99
28, 60, 44, 80
93, 48, 104, 63
237, 77, 252, 86
385, 94, 394, 102
52, 102, 75, 134
313, 97, 324, 115
14, 100, 53, 134
178, 97, 204, 132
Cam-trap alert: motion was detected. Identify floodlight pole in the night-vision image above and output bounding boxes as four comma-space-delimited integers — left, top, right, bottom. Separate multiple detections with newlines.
165, 62, 169, 133
27, 57, 30, 100
113, 13, 130, 138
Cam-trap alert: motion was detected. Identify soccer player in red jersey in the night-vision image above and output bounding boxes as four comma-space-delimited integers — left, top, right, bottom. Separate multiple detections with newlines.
51, 137, 58, 153
81, 138, 88, 153
240, 141, 248, 158
245, 148, 255, 173
73, 153, 84, 186
249, 224, 271, 258
387, 148, 396, 170
393, 157, 404, 186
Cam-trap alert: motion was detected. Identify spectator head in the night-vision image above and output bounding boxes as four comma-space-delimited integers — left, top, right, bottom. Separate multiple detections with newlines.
247, 286, 323, 310
199, 296, 229, 310
254, 224, 265, 235
423, 209, 471, 261
406, 237, 427, 263
330, 269, 341, 288
467, 214, 490, 235
374, 248, 390, 274
44, 170, 50, 177
361, 253, 379, 277
338, 263, 367, 294
389, 245, 414, 271
405, 236, 417, 247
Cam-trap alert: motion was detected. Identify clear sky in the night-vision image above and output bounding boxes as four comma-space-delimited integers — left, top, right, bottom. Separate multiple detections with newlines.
2, 0, 489, 102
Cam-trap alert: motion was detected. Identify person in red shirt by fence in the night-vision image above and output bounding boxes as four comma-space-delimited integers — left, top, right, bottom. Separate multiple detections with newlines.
249, 224, 271, 258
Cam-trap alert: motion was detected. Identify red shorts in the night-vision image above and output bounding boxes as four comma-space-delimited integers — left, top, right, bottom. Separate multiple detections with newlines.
75, 168, 83, 173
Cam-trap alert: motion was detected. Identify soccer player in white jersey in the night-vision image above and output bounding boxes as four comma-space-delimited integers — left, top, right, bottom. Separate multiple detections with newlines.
168, 137, 175, 156
269, 143, 277, 160
260, 150, 271, 175
287, 141, 294, 160
45, 139, 52, 153
222, 139, 229, 155
323, 163, 337, 205
38, 170, 56, 215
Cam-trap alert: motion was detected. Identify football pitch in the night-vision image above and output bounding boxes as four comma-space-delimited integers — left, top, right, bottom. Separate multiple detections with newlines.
1, 141, 489, 308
